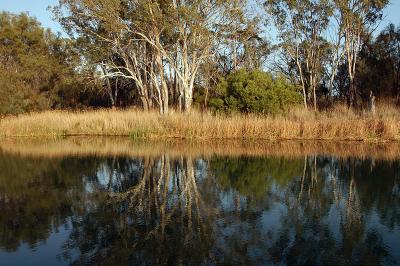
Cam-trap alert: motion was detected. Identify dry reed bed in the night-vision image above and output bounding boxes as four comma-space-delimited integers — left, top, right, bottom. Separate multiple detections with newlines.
1, 137, 400, 160
0, 105, 399, 141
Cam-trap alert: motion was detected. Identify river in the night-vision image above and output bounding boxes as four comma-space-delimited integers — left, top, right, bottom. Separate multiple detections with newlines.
0, 138, 399, 265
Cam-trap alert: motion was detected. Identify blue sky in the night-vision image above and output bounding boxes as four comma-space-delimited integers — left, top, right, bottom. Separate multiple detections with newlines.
0, 0, 62, 32
1, 0, 400, 35
383, 1, 400, 28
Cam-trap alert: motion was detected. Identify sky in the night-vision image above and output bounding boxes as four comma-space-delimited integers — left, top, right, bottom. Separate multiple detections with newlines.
1, 0, 400, 35
380, 0, 400, 31
0, 0, 62, 33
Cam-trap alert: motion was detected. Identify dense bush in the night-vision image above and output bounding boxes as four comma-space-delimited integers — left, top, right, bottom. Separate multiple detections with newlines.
0, 12, 91, 115
207, 69, 302, 114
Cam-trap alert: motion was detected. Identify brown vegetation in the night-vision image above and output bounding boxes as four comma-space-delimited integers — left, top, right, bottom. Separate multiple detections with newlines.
0, 104, 399, 141
1, 136, 400, 161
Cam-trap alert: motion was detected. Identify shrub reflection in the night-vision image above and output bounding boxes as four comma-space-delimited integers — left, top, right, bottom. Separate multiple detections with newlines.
0, 152, 399, 265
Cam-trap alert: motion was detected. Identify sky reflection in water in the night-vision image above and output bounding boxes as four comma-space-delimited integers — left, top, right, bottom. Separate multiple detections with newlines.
0, 146, 399, 265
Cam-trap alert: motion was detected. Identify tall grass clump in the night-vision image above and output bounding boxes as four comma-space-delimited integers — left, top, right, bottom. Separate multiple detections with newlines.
0, 103, 399, 141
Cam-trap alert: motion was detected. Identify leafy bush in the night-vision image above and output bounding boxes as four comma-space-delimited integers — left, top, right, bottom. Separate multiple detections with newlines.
0, 12, 84, 115
208, 69, 302, 114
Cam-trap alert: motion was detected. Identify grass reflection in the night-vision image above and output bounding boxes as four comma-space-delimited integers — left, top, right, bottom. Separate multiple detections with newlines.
0, 141, 399, 264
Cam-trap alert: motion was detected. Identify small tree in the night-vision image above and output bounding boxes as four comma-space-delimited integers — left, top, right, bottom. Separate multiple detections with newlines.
0, 12, 79, 115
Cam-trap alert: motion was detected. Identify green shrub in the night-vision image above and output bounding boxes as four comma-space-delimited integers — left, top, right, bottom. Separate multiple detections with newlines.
0, 12, 84, 115
208, 69, 302, 114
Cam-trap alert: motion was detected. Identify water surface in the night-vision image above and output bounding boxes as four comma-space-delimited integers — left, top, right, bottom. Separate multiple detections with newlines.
0, 140, 399, 265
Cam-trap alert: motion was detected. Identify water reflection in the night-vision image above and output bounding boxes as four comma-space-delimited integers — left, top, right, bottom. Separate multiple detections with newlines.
0, 151, 399, 265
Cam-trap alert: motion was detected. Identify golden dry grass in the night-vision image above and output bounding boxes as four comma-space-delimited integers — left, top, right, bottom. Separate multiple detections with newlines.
0, 103, 399, 141
1, 137, 400, 160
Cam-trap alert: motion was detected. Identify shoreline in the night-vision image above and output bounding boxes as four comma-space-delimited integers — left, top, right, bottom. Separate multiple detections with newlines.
0, 108, 399, 142
1, 136, 400, 160
0, 134, 399, 142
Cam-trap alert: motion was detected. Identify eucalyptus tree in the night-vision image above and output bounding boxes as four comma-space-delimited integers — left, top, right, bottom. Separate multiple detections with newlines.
54, 0, 246, 113
265, 0, 333, 110
197, 5, 269, 109
53, 1, 157, 111
333, 0, 388, 107
135, 0, 249, 112
214, 3, 269, 74
325, 4, 346, 103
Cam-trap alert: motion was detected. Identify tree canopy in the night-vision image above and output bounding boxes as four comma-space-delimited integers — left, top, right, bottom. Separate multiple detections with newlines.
0, 12, 86, 115
0, 0, 398, 115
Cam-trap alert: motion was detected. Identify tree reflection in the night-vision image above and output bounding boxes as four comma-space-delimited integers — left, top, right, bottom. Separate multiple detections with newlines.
0, 152, 100, 252
265, 156, 399, 265
0, 152, 399, 265
61, 155, 218, 265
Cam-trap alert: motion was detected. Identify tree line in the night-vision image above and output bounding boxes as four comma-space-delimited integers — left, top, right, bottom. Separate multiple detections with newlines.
0, 0, 399, 115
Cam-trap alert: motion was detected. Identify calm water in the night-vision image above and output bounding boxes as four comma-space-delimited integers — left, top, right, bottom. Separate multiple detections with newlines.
0, 149, 400, 265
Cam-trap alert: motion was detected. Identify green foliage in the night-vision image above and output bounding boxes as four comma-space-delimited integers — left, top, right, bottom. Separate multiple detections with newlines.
211, 156, 303, 199
208, 69, 302, 114
0, 12, 83, 115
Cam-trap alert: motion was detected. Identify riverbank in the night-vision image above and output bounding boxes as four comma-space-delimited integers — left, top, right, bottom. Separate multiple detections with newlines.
0, 105, 399, 141
1, 137, 400, 160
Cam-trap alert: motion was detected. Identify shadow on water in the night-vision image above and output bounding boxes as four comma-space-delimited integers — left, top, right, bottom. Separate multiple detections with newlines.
0, 139, 399, 265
